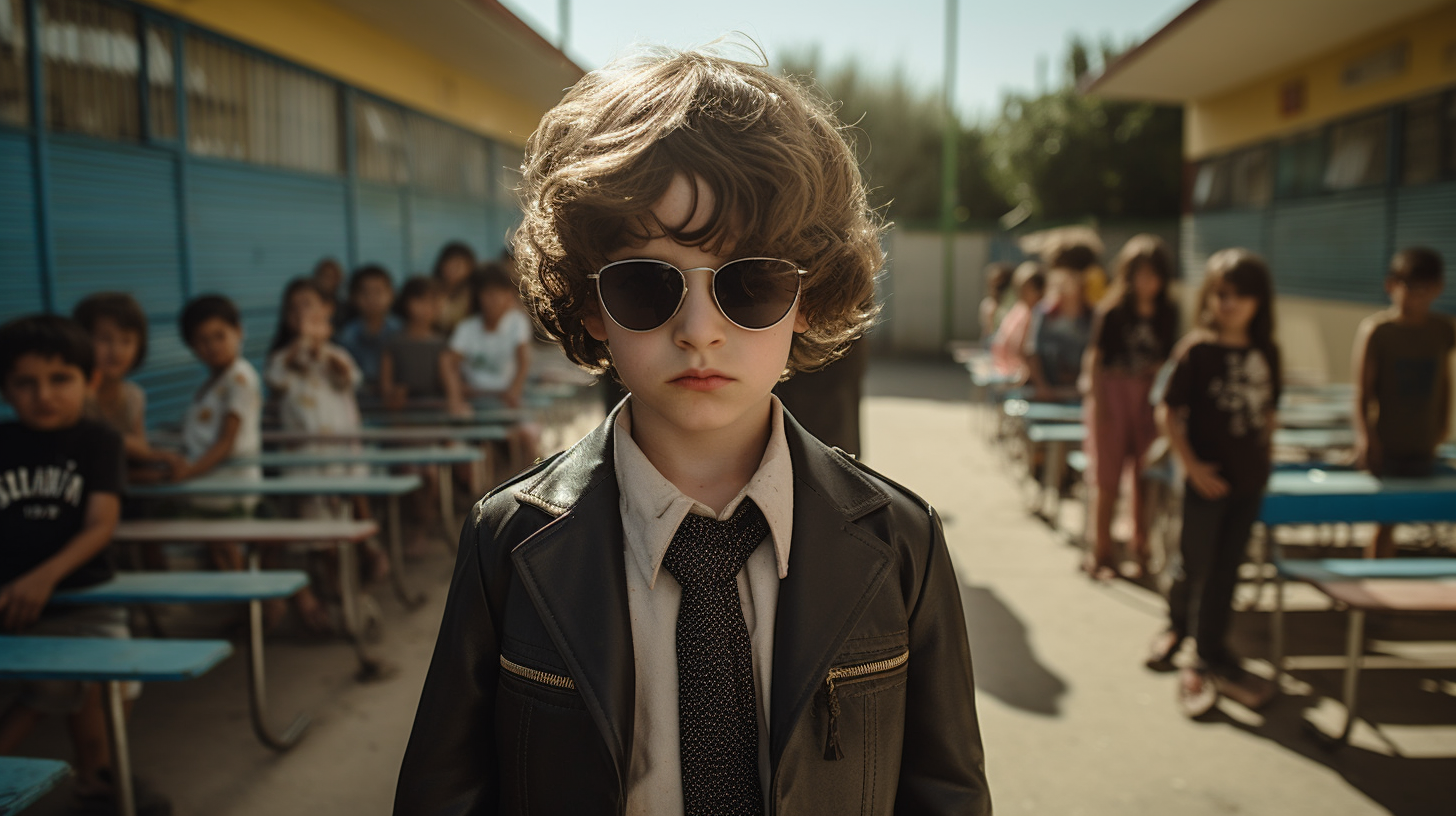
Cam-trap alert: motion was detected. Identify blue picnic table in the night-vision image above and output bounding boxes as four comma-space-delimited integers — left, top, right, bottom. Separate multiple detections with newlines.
52, 571, 312, 752
0, 636, 232, 816
0, 757, 70, 815
127, 474, 425, 608
1261, 470, 1456, 745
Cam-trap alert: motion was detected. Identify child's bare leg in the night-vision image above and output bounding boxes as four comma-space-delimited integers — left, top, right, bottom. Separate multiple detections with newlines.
1129, 464, 1151, 568
67, 684, 111, 788
1366, 524, 1396, 559
0, 703, 44, 754
1092, 482, 1117, 563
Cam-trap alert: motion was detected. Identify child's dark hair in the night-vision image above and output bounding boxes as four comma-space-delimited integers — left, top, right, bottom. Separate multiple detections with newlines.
984, 263, 1014, 301
313, 257, 344, 283
0, 314, 96, 382
349, 264, 394, 297
1197, 248, 1276, 351
394, 276, 442, 321
467, 262, 518, 314
73, 291, 149, 371
1012, 261, 1046, 295
1388, 247, 1443, 286
432, 242, 477, 280
269, 277, 332, 353
180, 294, 242, 346
1105, 234, 1173, 311
515, 45, 884, 374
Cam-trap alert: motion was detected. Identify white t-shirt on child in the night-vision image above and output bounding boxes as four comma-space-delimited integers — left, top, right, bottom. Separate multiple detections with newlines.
448, 310, 532, 392
183, 357, 262, 509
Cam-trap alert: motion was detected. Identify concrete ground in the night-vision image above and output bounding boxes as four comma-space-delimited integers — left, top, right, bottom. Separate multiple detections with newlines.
14, 355, 1456, 815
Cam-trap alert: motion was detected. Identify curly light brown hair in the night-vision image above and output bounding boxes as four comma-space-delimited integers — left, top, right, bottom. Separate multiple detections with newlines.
514, 45, 884, 375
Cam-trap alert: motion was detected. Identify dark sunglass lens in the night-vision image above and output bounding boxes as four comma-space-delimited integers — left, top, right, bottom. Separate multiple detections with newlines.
715, 259, 800, 329
599, 261, 683, 331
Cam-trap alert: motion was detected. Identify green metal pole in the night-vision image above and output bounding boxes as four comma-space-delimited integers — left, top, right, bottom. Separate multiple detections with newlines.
941, 0, 959, 345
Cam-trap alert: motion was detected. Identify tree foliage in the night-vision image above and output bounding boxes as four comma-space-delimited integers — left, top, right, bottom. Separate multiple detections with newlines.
777, 34, 1182, 226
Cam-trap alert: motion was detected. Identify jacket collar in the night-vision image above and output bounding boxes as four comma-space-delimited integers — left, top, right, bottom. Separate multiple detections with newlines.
509, 398, 893, 779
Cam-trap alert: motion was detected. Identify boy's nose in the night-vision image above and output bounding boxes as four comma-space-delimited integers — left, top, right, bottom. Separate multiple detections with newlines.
672, 268, 727, 350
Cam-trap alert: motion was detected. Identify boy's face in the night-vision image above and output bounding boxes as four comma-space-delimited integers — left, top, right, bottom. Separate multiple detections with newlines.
585, 174, 807, 438
314, 263, 342, 298
2, 354, 89, 430
355, 277, 394, 320
189, 317, 243, 371
406, 292, 440, 326
480, 286, 516, 324
91, 317, 140, 382
1388, 277, 1442, 315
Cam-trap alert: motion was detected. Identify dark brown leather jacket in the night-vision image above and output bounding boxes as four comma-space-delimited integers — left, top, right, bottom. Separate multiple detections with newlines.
394, 405, 991, 815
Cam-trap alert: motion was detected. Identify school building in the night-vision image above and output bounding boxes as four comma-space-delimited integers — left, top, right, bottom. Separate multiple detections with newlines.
1088, 0, 1456, 383
0, 0, 581, 415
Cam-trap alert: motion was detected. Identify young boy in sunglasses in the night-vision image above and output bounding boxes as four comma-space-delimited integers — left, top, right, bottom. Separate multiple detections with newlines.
396, 47, 990, 816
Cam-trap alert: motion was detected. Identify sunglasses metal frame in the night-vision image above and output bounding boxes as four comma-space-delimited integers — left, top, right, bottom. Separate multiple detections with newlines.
588, 257, 808, 333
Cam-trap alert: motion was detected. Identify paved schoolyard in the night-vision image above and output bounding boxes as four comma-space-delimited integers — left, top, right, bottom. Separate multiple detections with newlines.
13, 355, 1456, 815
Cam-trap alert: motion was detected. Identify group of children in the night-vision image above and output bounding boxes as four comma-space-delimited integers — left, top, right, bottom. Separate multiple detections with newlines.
982, 237, 1452, 718
0, 239, 543, 814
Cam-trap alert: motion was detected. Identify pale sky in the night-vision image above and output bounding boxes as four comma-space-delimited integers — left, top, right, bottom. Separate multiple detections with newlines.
500, 0, 1190, 121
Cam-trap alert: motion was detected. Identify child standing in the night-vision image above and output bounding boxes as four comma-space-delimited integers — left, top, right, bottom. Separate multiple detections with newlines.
72, 292, 186, 482
1082, 236, 1179, 579
175, 295, 262, 491
0, 316, 170, 813
1352, 247, 1453, 558
1025, 241, 1097, 402
337, 265, 401, 398
395, 47, 989, 816
1149, 249, 1281, 717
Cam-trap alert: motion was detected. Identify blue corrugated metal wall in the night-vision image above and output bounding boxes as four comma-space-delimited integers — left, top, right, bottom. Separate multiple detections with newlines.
409, 192, 493, 271
355, 182, 410, 278
1185, 181, 1455, 313
0, 131, 44, 325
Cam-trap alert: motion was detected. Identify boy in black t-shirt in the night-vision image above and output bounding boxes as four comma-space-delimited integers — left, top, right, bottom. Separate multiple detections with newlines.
0, 315, 150, 810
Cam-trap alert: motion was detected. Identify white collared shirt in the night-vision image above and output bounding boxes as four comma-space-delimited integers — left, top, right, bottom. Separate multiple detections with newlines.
615, 397, 794, 816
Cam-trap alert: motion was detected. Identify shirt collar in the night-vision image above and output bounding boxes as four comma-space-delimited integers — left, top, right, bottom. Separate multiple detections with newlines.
614, 396, 794, 589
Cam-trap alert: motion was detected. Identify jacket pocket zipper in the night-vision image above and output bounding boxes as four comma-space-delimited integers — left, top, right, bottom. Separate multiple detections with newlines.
823, 650, 909, 760
500, 655, 576, 690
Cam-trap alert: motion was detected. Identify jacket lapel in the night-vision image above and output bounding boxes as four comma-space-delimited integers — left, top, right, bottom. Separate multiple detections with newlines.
769, 412, 894, 767
510, 406, 636, 786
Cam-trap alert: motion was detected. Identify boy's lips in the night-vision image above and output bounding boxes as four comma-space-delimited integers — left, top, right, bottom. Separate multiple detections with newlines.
670, 369, 733, 391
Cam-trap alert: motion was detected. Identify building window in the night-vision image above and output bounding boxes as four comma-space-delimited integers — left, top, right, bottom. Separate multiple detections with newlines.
1323, 112, 1388, 191
1191, 155, 1230, 211
1276, 131, 1323, 198
41, 0, 141, 141
407, 113, 487, 198
0, 0, 27, 127
145, 23, 174, 141
185, 33, 341, 175
355, 96, 408, 185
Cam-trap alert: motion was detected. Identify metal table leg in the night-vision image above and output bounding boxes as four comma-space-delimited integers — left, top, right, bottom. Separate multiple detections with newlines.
335, 539, 390, 681
1337, 609, 1366, 745
243, 550, 310, 751
103, 680, 136, 816
387, 494, 426, 608
437, 463, 456, 545
1044, 439, 1066, 529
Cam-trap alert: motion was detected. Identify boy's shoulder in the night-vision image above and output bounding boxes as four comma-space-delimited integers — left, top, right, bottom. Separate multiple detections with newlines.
0, 418, 120, 459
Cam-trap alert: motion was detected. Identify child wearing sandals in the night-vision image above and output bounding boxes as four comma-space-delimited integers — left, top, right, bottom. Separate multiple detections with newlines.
1081, 236, 1178, 580
1148, 248, 1281, 717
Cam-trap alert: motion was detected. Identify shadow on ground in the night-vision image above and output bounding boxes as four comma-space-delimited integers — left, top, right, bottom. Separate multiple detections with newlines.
960, 583, 1068, 716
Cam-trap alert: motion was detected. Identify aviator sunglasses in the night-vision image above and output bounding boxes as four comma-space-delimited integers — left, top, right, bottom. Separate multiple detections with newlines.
588, 257, 807, 333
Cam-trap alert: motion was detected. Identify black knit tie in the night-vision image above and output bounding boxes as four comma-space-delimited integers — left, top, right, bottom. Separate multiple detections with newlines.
661, 499, 768, 816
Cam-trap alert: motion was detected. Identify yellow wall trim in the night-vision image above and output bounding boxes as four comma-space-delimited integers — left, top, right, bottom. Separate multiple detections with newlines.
139, 0, 542, 144
1187, 3, 1456, 158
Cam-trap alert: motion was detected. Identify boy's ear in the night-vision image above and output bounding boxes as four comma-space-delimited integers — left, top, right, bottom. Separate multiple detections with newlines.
584, 305, 609, 342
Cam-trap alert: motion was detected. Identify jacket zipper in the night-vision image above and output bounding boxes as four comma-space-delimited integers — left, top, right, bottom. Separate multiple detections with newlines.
822, 650, 909, 760
499, 655, 576, 690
